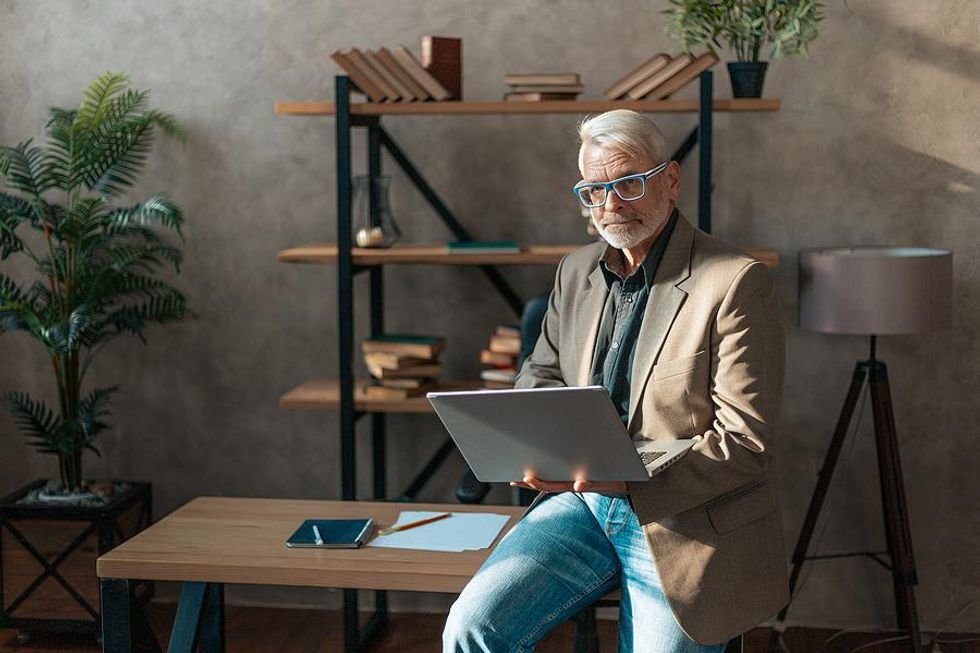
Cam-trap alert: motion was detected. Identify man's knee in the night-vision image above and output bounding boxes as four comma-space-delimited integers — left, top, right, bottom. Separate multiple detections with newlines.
443, 593, 515, 653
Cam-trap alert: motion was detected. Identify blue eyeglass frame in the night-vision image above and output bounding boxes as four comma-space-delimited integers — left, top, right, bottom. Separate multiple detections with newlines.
571, 161, 671, 208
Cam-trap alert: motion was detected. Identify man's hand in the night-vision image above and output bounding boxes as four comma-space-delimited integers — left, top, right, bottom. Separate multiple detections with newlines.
510, 475, 627, 495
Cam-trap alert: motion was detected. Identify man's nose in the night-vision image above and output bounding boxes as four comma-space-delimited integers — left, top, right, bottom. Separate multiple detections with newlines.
604, 188, 625, 210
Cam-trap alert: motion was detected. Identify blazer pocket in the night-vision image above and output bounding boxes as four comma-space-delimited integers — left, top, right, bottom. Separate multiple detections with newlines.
653, 350, 705, 381
706, 481, 775, 535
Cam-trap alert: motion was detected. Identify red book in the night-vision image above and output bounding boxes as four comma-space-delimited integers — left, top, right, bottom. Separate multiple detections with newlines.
421, 36, 462, 100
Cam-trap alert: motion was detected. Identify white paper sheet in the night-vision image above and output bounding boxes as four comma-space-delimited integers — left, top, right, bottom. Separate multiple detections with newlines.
366, 511, 511, 552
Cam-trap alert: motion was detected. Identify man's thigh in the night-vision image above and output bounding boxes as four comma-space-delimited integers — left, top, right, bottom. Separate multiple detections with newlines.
444, 492, 620, 652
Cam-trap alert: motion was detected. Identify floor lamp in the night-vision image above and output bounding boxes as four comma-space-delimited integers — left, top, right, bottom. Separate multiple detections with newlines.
768, 247, 952, 653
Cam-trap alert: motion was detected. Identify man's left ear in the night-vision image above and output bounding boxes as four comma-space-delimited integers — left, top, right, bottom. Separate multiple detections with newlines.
667, 160, 682, 201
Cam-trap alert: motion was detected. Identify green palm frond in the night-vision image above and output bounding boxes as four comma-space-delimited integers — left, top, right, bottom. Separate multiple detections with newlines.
1, 392, 61, 454
106, 195, 184, 236
0, 273, 24, 303
0, 141, 52, 199
77, 385, 118, 443
76, 72, 132, 131
102, 292, 189, 342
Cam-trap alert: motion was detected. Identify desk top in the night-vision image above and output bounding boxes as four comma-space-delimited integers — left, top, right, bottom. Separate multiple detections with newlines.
97, 497, 525, 593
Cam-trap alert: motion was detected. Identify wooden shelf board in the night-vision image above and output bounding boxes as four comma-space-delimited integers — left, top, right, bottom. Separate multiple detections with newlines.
278, 243, 779, 267
278, 244, 579, 266
275, 98, 781, 117
280, 378, 489, 414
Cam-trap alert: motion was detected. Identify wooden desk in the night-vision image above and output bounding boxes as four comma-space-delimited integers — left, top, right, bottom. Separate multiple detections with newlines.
97, 497, 525, 653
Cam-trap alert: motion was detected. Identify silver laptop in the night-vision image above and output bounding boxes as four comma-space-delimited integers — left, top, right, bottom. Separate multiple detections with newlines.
427, 386, 694, 482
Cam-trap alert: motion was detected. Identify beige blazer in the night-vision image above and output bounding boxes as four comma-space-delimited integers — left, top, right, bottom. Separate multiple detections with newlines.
516, 214, 789, 645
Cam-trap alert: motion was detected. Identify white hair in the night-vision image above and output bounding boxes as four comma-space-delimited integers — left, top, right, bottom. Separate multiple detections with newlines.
577, 110, 668, 170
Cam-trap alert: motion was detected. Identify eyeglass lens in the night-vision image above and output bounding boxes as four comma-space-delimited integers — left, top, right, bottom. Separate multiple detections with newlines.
577, 175, 646, 207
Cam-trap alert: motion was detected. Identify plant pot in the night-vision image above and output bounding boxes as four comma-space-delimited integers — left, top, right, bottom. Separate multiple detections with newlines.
727, 61, 769, 98
0, 479, 153, 640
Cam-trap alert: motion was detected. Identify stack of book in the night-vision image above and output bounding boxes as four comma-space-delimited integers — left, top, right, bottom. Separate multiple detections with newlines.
480, 325, 521, 388
362, 335, 446, 399
330, 36, 461, 103
503, 73, 583, 102
604, 52, 718, 100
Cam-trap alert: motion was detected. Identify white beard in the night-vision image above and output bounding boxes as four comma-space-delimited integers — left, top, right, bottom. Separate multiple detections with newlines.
595, 218, 661, 251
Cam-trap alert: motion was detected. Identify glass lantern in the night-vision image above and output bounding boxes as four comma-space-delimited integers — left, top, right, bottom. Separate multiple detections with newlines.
351, 175, 401, 248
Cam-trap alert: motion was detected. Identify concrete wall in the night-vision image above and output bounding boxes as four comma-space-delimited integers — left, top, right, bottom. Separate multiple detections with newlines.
1, 0, 977, 632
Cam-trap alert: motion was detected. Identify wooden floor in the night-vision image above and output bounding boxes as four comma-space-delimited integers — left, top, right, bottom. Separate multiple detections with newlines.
1, 605, 977, 652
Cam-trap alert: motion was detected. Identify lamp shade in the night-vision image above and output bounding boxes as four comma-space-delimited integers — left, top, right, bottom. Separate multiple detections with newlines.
799, 247, 952, 335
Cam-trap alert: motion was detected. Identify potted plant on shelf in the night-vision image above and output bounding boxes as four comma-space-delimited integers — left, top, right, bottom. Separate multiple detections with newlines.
0, 72, 188, 638
665, 0, 824, 97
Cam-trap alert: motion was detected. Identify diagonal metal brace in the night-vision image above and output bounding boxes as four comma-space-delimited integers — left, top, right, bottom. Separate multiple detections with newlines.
378, 127, 524, 317
1, 519, 99, 619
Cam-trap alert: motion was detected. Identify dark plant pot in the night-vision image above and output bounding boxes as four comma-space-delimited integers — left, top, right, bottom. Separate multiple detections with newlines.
0, 479, 153, 641
728, 61, 769, 98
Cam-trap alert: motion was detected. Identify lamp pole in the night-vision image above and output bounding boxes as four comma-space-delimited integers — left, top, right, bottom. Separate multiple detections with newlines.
767, 335, 922, 652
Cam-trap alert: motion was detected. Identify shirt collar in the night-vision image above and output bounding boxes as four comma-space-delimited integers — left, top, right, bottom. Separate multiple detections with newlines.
598, 207, 679, 290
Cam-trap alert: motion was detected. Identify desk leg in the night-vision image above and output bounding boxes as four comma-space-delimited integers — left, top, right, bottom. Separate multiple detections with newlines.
167, 582, 225, 653
101, 578, 134, 653
101, 579, 162, 653
343, 588, 359, 653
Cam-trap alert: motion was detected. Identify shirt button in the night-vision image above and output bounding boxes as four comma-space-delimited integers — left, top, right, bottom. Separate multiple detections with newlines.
612, 342, 619, 349
626, 296, 633, 303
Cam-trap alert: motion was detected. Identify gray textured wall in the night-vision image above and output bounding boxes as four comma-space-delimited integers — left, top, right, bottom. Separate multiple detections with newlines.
1, 0, 977, 632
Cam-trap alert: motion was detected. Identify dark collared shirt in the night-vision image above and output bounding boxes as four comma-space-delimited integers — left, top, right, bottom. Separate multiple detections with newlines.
591, 209, 679, 424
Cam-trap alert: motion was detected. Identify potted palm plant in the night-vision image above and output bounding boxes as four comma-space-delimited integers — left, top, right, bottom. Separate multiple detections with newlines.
665, 0, 824, 97
0, 72, 187, 637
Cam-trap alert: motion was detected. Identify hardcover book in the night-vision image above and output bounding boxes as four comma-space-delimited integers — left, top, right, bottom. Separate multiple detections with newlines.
645, 53, 719, 100
330, 50, 386, 103
488, 335, 521, 355
421, 36, 462, 100
345, 48, 395, 101
504, 92, 579, 102
376, 47, 429, 101
480, 349, 518, 367
372, 363, 444, 380
363, 351, 434, 371
363, 381, 436, 399
446, 240, 520, 254
507, 84, 585, 94
391, 46, 452, 101
362, 334, 447, 359
604, 53, 671, 99
285, 519, 374, 549
362, 49, 411, 101
503, 73, 580, 86
626, 54, 693, 100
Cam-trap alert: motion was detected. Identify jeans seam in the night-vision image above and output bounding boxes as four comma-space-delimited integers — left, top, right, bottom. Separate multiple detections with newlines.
513, 566, 619, 652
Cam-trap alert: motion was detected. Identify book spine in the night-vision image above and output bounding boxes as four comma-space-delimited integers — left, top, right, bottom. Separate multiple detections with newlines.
391, 46, 451, 101
421, 36, 462, 100
377, 47, 429, 101
330, 50, 386, 103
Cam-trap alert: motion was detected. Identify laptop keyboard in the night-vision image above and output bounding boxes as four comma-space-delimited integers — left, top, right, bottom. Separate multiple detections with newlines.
639, 450, 666, 466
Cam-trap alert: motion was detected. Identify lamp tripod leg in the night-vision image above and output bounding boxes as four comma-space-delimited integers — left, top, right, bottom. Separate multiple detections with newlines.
766, 362, 868, 653
868, 361, 922, 652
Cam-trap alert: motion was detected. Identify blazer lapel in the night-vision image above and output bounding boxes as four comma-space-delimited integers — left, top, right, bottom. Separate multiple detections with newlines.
627, 215, 695, 430
576, 265, 609, 386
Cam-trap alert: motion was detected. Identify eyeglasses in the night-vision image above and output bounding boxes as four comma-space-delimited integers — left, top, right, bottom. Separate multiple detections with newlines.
572, 161, 670, 209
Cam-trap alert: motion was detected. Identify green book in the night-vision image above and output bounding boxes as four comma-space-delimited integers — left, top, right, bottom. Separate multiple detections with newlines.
447, 240, 520, 254
362, 334, 447, 358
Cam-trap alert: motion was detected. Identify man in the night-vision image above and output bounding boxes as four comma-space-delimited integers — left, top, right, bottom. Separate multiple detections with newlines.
443, 109, 788, 652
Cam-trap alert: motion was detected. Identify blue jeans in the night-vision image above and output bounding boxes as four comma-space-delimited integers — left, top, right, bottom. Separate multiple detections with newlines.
443, 492, 725, 653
